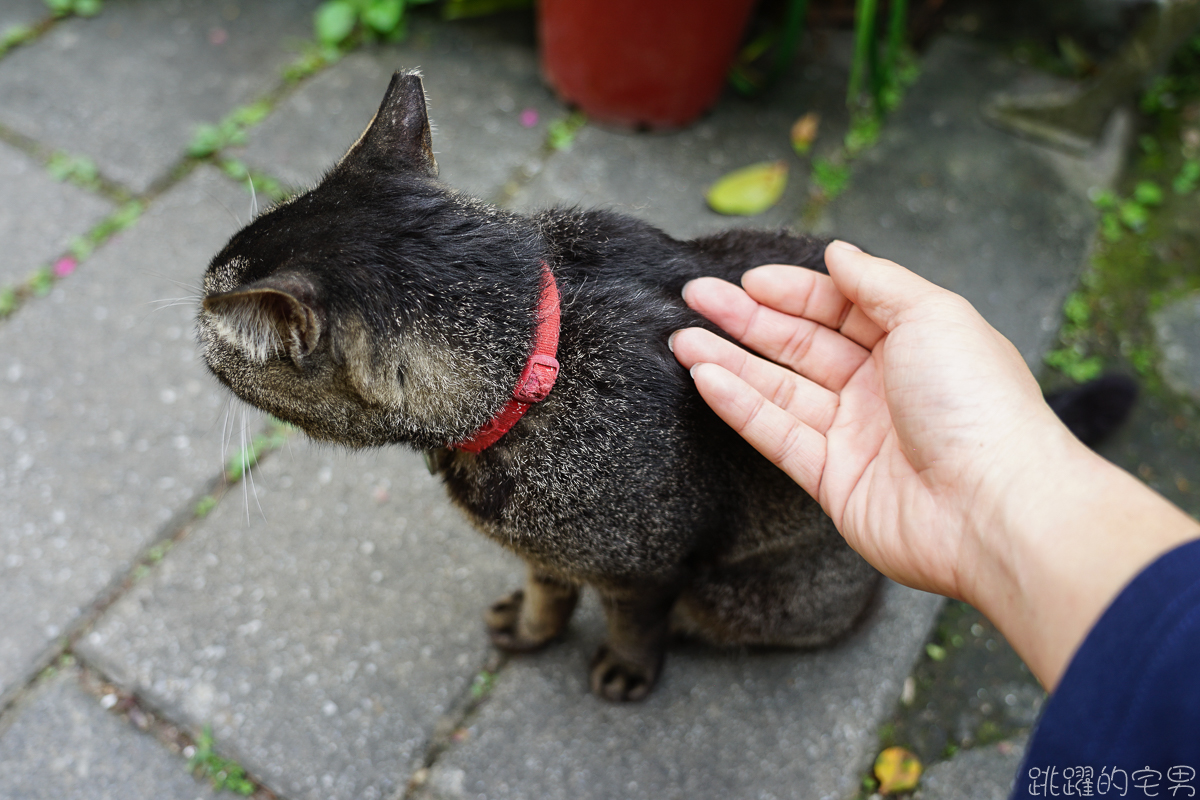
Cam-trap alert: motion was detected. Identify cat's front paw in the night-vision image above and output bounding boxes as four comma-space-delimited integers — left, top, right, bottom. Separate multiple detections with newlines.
589, 644, 662, 702
485, 590, 560, 653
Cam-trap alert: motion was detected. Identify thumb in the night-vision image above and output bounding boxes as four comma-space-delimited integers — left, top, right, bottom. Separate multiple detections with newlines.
823, 241, 949, 334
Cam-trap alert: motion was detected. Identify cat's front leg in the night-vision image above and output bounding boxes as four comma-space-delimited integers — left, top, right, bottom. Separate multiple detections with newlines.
486, 567, 579, 652
589, 585, 681, 702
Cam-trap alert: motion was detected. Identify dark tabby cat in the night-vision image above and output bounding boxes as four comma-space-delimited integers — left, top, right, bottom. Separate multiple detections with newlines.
197, 72, 880, 701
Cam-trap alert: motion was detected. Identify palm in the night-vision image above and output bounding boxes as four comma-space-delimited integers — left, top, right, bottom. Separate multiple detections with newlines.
674, 255, 1049, 599
819, 336, 962, 596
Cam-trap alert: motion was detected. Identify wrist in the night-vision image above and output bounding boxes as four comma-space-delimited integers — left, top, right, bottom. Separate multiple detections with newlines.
960, 422, 1199, 689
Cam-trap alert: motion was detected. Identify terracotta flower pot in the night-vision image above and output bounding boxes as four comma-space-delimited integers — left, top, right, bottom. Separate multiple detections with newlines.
538, 0, 759, 130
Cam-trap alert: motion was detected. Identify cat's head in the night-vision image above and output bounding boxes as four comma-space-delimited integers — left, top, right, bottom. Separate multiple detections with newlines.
197, 72, 545, 450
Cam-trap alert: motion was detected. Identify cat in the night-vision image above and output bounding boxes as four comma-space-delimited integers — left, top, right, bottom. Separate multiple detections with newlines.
196, 71, 880, 702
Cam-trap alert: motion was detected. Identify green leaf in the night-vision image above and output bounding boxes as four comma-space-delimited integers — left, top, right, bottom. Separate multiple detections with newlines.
363, 0, 404, 34
1100, 212, 1123, 242
29, 267, 54, 297
1063, 291, 1090, 327
1090, 189, 1118, 210
706, 161, 789, 216
230, 99, 272, 128
1, 24, 34, 53
1173, 160, 1200, 195
194, 495, 218, 518
221, 158, 250, 181
73, 0, 102, 17
1118, 200, 1149, 231
546, 111, 586, 151
844, 113, 880, 156
188, 124, 226, 158
43, 0, 73, 16
68, 235, 93, 261
924, 643, 946, 661
1133, 180, 1163, 207
314, 0, 358, 45
811, 157, 850, 200
0, 286, 17, 317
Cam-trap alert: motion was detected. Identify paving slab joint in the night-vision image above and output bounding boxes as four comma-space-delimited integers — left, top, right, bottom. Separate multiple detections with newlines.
0, 9, 58, 60
398, 650, 512, 800
0, 470, 230, 719
68, 656, 280, 799
0, 121, 135, 204
489, 118, 592, 209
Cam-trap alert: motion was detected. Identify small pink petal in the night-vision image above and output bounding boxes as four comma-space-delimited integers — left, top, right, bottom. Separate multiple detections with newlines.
519, 108, 539, 128
209, 27, 228, 46
53, 257, 77, 278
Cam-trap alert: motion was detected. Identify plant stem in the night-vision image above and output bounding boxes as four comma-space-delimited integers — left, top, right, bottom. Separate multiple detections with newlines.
886, 0, 907, 86
769, 0, 811, 84
848, 0, 878, 109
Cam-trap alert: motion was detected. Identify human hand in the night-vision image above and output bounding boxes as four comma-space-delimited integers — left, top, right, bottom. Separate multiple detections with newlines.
671, 242, 1072, 603
672, 242, 1199, 688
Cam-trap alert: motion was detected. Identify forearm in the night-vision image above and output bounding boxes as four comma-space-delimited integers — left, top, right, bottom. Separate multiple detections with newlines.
964, 429, 1200, 690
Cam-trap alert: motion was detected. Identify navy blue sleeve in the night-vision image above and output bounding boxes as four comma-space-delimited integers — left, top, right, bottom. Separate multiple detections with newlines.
1012, 537, 1200, 798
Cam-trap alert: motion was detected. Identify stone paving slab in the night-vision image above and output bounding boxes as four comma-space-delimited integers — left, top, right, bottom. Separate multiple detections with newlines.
507, 35, 856, 240
0, 167, 242, 703
236, 14, 559, 202
78, 442, 525, 800
0, 0, 320, 194
0, 0, 49, 34
419, 583, 942, 800
0, 138, 115, 285
823, 36, 1105, 368
1153, 291, 1200, 401
915, 738, 1027, 800
0, 667, 219, 800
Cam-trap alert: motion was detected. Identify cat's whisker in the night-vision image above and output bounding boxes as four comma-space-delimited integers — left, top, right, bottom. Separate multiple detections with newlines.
147, 296, 204, 312
204, 187, 243, 228
246, 444, 266, 523
248, 176, 259, 219
240, 407, 251, 526
220, 397, 234, 481
142, 272, 206, 295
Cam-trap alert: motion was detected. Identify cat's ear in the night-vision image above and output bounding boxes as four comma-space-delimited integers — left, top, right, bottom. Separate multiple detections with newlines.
202, 274, 324, 365
339, 70, 438, 177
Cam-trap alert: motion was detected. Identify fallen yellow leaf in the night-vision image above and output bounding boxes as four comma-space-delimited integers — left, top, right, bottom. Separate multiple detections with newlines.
706, 161, 788, 216
790, 112, 821, 155
874, 746, 923, 795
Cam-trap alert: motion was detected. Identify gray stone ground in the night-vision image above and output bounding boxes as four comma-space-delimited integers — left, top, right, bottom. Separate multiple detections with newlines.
0, 3, 1179, 800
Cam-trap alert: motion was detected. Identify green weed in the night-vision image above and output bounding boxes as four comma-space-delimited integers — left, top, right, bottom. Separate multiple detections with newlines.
546, 111, 587, 152
188, 727, 256, 796
47, 151, 101, 190
194, 495, 218, 518
810, 158, 851, 200
44, 0, 102, 17
313, 0, 437, 47
0, 24, 36, 57
469, 669, 496, 700
225, 418, 293, 482
188, 100, 273, 159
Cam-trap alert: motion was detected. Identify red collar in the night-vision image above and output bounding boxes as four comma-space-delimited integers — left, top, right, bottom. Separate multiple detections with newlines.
452, 263, 561, 453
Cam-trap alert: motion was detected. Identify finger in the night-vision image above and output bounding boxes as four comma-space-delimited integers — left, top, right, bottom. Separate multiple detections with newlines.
823, 241, 952, 334
680, 276, 759, 341
671, 327, 840, 433
683, 277, 873, 392
740, 263, 884, 350
689, 362, 827, 500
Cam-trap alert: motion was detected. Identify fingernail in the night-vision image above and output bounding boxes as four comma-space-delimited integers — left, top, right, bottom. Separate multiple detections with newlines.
681, 280, 694, 303
831, 240, 862, 253
667, 331, 678, 353
689, 363, 701, 379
